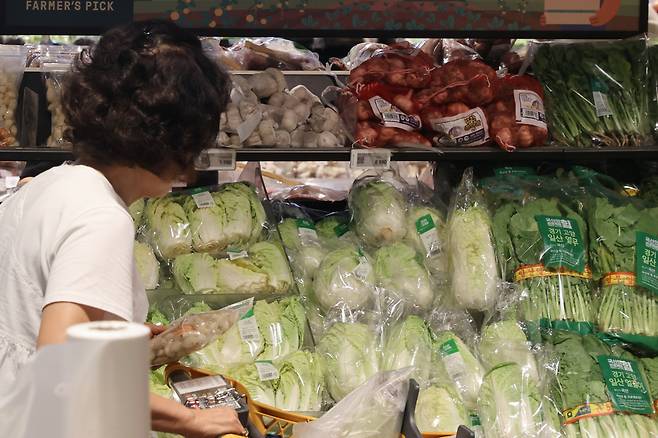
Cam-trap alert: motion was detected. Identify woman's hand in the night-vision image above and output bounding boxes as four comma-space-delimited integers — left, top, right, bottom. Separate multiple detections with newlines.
145, 322, 167, 339
182, 407, 246, 438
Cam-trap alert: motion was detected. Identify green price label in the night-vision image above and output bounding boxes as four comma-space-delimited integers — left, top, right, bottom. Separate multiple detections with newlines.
636, 232, 658, 295
598, 355, 654, 415
468, 412, 482, 427
494, 166, 536, 177
535, 215, 585, 272
415, 214, 435, 234
296, 218, 315, 230
439, 339, 459, 357
334, 222, 350, 237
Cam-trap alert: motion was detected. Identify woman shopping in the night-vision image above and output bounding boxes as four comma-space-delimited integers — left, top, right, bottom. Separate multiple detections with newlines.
0, 20, 245, 437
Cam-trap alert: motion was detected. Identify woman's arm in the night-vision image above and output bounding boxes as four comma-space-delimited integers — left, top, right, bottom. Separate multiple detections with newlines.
151, 394, 245, 438
37, 301, 116, 347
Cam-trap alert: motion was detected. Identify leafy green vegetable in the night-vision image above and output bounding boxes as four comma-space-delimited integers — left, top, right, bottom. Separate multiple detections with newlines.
350, 180, 407, 246
149, 367, 171, 398
226, 363, 276, 406
134, 241, 159, 290
479, 320, 539, 382
374, 242, 434, 310
278, 218, 327, 278
415, 385, 467, 433
216, 258, 269, 294
434, 330, 483, 409
147, 307, 170, 326
313, 246, 374, 312
316, 215, 352, 246
128, 198, 145, 231
182, 301, 212, 316
382, 315, 434, 387
316, 322, 380, 401
248, 241, 293, 293
533, 39, 650, 148
275, 350, 324, 412
172, 253, 218, 293
478, 362, 544, 438
145, 197, 192, 259
448, 204, 498, 311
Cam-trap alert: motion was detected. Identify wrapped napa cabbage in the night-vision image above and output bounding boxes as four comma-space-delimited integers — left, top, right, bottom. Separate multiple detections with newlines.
216, 259, 269, 294
374, 242, 434, 310
275, 350, 325, 412
448, 204, 498, 311
316, 216, 353, 247
129, 198, 145, 231
382, 315, 434, 386
350, 180, 407, 246
478, 363, 544, 438
172, 253, 218, 294
134, 241, 159, 290
145, 197, 192, 259
313, 246, 375, 312
226, 363, 276, 406
278, 218, 327, 278
248, 241, 293, 293
316, 322, 380, 402
405, 205, 447, 276
478, 320, 539, 382
415, 385, 468, 433
433, 330, 484, 409
221, 182, 267, 245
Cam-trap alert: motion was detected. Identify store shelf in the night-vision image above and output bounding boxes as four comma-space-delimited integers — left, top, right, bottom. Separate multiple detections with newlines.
2, 146, 658, 163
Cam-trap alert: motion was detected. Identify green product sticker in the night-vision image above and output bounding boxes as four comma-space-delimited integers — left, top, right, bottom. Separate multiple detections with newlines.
334, 222, 350, 237
296, 218, 315, 230
468, 412, 482, 427
535, 215, 585, 272
636, 232, 658, 295
494, 166, 536, 177
439, 339, 459, 357
591, 78, 609, 93
597, 355, 654, 415
415, 214, 435, 234
241, 307, 254, 320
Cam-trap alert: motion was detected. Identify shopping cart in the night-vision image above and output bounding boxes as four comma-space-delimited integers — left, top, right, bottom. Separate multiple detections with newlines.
164, 363, 474, 438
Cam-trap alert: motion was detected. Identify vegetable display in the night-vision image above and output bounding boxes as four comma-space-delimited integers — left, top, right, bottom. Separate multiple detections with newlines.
134, 240, 159, 290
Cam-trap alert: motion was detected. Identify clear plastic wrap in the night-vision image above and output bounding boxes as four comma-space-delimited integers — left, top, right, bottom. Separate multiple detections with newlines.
484, 75, 548, 152
546, 330, 658, 437
532, 37, 651, 148
447, 168, 500, 312
293, 368, 412, 438
210, 38, 323, 71
579, 169, 658, 350
315, 321, 381, 402
134, 240, 160, 290
0, 46, 27, 147
478, 318, 540, 382
381, 315, 434, 388
149, 305, 242, 366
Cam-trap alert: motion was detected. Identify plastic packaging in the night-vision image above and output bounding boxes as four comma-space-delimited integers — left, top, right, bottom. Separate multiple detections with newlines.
134, 240, 160, 290
532, 37, 651, 148
150, 305, 241, 366
0, 45, 27, 147
381, 315, 435, 388
447, 168, 500, 312
485, 75, 548, 151
211, 38, 323, 71
293, 368, 412, 438
315, 321, 381, 402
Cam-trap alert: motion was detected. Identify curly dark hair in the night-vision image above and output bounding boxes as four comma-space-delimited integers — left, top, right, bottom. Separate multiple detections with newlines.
62, 20, 230, 175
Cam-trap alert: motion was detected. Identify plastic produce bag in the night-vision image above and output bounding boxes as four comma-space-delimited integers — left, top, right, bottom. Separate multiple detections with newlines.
382, 315, 435, 387
293, 368, 412, 438
415, 384, 468, 434
0, 45, 27, 147
149, 305, 242, 366
485, 75, 548, 151
478, 318, 540, 382
134, 240, 160, 290
315, 321, 381, 402
404, 202, 448, 278
447, 168, 499, 311
532, 37, 651, 148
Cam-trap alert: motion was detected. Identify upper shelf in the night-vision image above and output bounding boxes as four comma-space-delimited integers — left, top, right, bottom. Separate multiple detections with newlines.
2, 146, 657, 163
0, 0, 648, 39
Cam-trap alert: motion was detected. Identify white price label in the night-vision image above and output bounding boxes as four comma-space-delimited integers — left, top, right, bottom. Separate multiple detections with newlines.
227, 249, 249, 260
195, 148, 236, 171
238, 315, 261, 343
415, 214, 440, 256
296, 219, 319, 243
354, 255, 372, 279
350, 149, 391, 170
255, 361, 280, 382
191, 191, 215, 209
593, 91, 613, 118
4, 176, 19, 189
514, 90, 547, 129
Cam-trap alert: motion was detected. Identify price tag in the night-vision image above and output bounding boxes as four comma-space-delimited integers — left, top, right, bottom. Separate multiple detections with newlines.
636, 232, 658, 295
415, 214, 440, 256
354, 249, 372, 279
535, 215, 585, 272
194, 148, 237, 171
255, 361, 280, 382
238, 309, 261, 344
190, 189, 215, 209
439, 339, 468, 388
4, 176, 19, 189
350, 149, 391, 170
598, 355, 654, 415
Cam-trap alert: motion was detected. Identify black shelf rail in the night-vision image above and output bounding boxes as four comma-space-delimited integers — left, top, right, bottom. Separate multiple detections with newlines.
2, 146, 658, 163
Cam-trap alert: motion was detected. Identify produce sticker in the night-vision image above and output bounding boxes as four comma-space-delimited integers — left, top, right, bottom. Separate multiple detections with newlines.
296, 218, 318, 243
333, 222, 351, 238
636, 232, 658, 295
514, 90, 547, 129
432, 108, 490, 147
493, 166, 537, 177
415, 214, 440, 256
598, 355, 654, 415
439, 339, 469, 388
190, 188, 216, 209
255, 360, 280, 382
535, 215, 585, 272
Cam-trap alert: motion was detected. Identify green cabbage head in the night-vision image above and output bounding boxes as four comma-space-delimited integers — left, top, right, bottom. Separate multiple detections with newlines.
145, 197, 192, 259
415, 385, 468, 433
172, 253, 218, 293
350, 181, 407, 246
382, 315, 434, 386
134, 241, 159, 290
